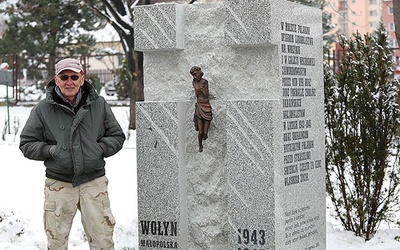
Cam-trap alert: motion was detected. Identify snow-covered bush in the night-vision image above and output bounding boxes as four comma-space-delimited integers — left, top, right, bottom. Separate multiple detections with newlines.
325, 24, 400, 240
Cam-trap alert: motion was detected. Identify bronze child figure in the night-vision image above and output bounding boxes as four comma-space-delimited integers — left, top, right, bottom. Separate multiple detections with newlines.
190, 66, 212, 152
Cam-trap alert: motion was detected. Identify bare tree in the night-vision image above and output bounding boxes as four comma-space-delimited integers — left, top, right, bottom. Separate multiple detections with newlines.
88, 0, 196, 129
88, 0, 149, 130
86, 0, 205, 129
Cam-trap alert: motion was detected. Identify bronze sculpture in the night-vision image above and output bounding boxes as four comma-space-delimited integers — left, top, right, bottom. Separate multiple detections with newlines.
190, 66, 212, 152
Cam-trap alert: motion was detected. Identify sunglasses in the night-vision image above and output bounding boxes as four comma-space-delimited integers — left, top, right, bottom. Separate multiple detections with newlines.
58, 75, 81, 81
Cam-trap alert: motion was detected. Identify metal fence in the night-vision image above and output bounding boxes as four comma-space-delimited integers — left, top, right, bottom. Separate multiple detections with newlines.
0, 54, 119, 103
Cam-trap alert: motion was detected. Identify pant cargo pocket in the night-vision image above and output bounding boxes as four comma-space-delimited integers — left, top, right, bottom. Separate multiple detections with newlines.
102, 199, 116, 236
43, 201, 58, 240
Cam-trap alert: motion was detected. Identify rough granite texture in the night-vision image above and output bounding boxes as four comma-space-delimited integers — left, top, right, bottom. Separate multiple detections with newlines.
224, 0, 272, 46
136, 0, 325, 249
134, 4, 184, 50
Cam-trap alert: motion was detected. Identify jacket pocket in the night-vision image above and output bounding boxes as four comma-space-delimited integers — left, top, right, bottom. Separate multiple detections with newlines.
45, 145, 74, 174
83, 142, 105, 172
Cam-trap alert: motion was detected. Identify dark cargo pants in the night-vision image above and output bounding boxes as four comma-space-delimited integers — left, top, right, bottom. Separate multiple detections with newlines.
44, 176, 115, 250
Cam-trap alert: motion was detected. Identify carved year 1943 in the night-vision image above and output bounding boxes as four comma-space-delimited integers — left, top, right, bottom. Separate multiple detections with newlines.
237, 228, 266, 250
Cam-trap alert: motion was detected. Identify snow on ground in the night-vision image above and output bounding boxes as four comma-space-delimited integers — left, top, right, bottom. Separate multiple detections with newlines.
0, 100, 400, 249
0, 104, 137, 250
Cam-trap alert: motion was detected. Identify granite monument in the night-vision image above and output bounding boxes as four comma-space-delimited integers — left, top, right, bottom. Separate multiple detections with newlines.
135, 0, 325, 249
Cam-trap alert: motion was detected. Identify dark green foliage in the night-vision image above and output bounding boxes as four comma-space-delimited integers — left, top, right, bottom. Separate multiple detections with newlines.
116, 59, 133, 100
86, 74, 101, 92
0, 0, 104, 76
1, 0, 103, 56
325, 25, 400, 240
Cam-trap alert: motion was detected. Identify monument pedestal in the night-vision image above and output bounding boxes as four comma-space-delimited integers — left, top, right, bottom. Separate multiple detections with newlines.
135, 1, 325, 249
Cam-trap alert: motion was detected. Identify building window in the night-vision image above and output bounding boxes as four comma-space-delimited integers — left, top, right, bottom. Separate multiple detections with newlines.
369, 0, 377, 4
339, 1, 347, 10
390, 23, 395, 32
340, 23, 348, 35
370, 22, 378, 28
370, 10, 378, 16
392, 39, 398, 48
388, 39, 398, 49
389, 7, 394, 15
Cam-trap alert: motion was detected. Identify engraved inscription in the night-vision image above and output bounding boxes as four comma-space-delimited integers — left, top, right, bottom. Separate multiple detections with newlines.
280, 20, 321, 249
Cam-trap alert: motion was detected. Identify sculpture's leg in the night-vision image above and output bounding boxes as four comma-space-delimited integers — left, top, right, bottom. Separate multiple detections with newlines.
198, 133, 203, 152
197, 119, 204, 152
203, 120, 210, 140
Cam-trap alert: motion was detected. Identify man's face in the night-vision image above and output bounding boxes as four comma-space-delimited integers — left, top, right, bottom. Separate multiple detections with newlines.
55, 70, 84, 102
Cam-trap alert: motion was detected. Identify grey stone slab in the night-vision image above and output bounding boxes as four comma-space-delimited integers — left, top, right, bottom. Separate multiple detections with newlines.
226, 100, 279, 250
224, 0, 272, 46
134, 3, 184, 51
136, 101, 188, 249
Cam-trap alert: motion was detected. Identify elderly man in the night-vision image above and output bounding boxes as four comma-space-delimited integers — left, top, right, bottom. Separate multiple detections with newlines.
20, 58, 125, 249
0, 62, 9, 70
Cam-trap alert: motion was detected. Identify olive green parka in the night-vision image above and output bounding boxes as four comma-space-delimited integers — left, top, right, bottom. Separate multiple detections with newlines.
19, 79, 126, 187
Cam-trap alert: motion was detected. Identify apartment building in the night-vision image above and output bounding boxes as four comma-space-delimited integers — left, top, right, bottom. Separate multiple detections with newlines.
324, 0, 381, 38
381, 0, 400, 62
324, 0, 400, 64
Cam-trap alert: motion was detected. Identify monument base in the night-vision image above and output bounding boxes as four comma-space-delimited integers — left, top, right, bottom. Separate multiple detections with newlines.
137, 100, 325, 250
